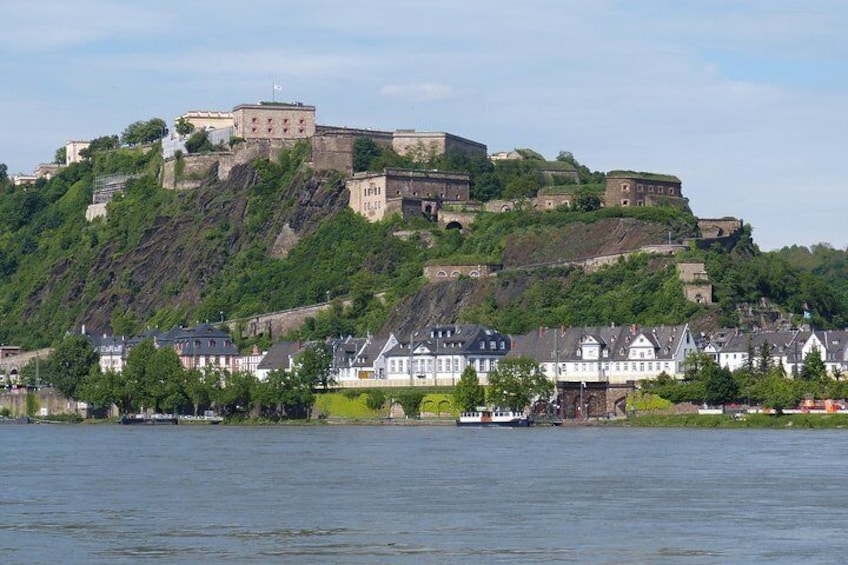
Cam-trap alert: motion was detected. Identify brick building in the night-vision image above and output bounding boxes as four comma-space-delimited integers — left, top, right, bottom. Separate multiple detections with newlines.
232, 102, 316, 141
605, 170, 683, 208
392, 130, 487, 161
347, 168, 470, 222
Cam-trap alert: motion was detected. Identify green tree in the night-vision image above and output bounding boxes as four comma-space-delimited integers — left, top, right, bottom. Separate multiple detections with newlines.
758, 374, 799, 415
78, 367, 123, 414
800, 348, 827, 381
184, 130, 214, 153
757, 341, 772, 375
175, 117, 195, 136
486, 356, 553, 411
395, 389, 425, 418
146, 347, 185, 413
121, 118, 168, 145
49, 334, 99, 400
296, 343, 335, 390
0, 163, 7, 183
352, 137, 382, 172
703, 364, 739, 406
79, 135, 119, 158
453, 365, 485, 411
183, 368, 215, 416
572, 187, 602, 212
122, 339, 157, 413
213, 370, 255, 418
54, 146, 67, 165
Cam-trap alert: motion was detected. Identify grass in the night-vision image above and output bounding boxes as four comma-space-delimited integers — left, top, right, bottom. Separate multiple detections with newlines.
607, 413, 848, 429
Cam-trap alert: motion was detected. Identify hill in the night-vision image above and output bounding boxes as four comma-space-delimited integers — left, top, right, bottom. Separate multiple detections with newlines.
0, 140, 846, 349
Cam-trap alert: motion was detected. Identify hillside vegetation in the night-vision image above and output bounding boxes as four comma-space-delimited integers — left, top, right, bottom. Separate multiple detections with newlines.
0, 140, 846, 350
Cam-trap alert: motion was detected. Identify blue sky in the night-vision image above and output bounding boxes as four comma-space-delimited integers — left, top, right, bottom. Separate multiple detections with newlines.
2, 0, 846, 251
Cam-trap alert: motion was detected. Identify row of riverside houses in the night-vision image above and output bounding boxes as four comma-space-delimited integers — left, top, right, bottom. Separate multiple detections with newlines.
86, 322, 694, 418
85, 322, 847, 418
713, 328, 848, 377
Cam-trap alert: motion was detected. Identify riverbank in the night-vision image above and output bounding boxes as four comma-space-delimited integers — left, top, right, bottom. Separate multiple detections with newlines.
603, 413, 848, 429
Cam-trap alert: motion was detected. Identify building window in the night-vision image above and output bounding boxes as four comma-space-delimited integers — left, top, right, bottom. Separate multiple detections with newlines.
283, 128, 289, 134
658, 187, 664, 194
298, 128, 304, 134
621, 199, 629, 206
668, 188, 676, 196
648, 185, 654, 193
636, 184, 643, 192
621, 183, 630, 192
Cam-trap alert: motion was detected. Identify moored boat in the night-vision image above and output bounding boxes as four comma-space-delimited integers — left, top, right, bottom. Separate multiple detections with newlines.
0, 415, 31, 425
456, 407, 532, 427
119, 413, 179, 425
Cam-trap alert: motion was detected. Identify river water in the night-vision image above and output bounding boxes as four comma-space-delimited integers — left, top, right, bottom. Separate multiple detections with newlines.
1, 424, 847, 564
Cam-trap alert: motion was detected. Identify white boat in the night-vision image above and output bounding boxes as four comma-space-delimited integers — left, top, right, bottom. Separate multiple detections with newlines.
456, 407, 532, 427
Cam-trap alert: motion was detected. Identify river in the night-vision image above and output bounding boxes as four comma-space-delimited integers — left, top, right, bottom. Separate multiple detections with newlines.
1, 424, 846, 564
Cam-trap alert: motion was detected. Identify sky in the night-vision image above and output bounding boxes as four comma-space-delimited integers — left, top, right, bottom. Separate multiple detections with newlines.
1, 0, 846, 251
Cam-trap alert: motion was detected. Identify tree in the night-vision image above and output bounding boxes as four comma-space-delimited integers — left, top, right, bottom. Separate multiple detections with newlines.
54, 146, 67, 165
395, 389, 425, 418
79, 135, 119, 159
800, 348, 827, 381
703, 364, 738, 406
486, 356, 553, 411
572, 187, 602, 212
48, 334, 99, 400
296, 343, 335, 391
0, 163, 7, 183
175, 117, 195, 136
213, 370, 255, 418
183, 368, 215, 416
121, 118, 168, 146
184, 130, 214, 154
352, 137, 382, 172
453, 365, 485, 411
758, 374, 799, 415
121, 338, 157, 413
78, 367, 123, 414
757, 341, 772, 375
146, 347, 185, 413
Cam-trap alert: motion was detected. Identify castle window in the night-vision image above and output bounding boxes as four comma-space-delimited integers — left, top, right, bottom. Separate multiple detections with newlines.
621, 199, 629, 206
636, 184, 643, 192
637, 200, 644, 206
283, 118, 289, 124
251, 117, 257, 123
648, 185, 654, 193
621, 183, 630, 192
267, 118, 272, 124
267, 127, 273, 133
658, 187, 664, 194
251, 127, 257, 133
298, 128, 305, 134
283, 128, 289, 134
668, 188, 676, 196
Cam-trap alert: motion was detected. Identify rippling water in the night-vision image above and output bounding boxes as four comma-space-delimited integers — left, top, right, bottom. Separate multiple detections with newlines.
2, 424, 847, 564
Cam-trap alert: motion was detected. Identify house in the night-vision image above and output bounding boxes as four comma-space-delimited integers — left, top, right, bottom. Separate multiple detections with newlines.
604, 170, 684, 209
178, 110, 233, 131
717, 330, 798, 373
155, 323, 240, 373
721, 329, 848, 377
254, 341, 306, 381
65, 140, 90, 165
383, 324, 511, 385
237, 345, 266, 376
512, 324, 697, 419
232, 102, 316, 141
89, 334, 127, 374
347, 168, 470, 222
511, 324, 697, 384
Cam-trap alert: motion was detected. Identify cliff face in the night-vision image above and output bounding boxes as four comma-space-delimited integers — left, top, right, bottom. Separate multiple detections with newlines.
41, 164, 348, 334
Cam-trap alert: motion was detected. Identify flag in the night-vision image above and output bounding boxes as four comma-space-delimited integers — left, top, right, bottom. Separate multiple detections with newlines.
273, 84, 282, 91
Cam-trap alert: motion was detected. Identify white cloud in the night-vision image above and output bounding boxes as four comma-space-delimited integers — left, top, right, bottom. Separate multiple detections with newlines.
380, 83, 455, 102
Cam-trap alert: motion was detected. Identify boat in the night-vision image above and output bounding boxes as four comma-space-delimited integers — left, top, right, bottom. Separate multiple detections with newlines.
456, 407, 532, 427
119, 413, 179, 425
0, 415, 31, 425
